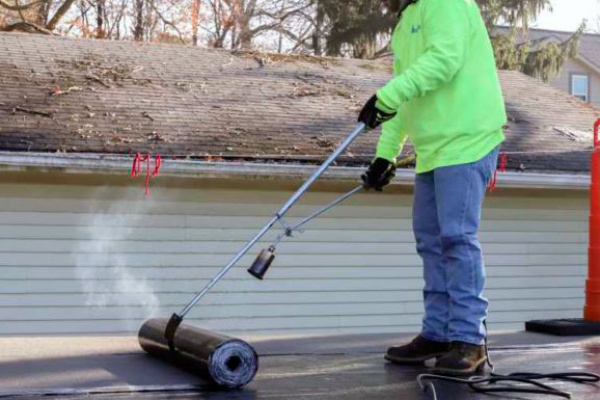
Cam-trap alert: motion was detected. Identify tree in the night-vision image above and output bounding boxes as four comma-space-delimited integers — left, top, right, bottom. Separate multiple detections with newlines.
478, 0, 584, 82
318, 0, 396, 58
0, 0, 584, 84
191, 0, 201, 45
204, 0, 311, 50
291, 0, 395, 58
96, 0, 105, 38
0, 0, 314, 49
301, 0, 583, 80
0, 0, 77, 33
132, 0, 143, 40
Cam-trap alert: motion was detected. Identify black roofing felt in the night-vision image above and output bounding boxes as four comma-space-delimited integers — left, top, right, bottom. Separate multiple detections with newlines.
1, 332, 599, 400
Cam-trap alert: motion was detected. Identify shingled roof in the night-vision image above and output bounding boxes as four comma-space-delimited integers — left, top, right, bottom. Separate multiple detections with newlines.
527, 28, 600, 72
0, 32, 598, 174
495, 27, 600, 73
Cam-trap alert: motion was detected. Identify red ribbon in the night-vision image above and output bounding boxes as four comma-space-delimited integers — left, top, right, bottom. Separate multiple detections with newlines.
489, 153, 508, 192
131, 152, 162, 197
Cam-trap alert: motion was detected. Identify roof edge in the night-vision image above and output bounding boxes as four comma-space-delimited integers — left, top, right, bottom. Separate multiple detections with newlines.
575, 54, 600, 75
0, 152, 590, 190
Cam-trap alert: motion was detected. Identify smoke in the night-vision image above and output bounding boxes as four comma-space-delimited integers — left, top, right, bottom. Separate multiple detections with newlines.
75, 193, 160, 331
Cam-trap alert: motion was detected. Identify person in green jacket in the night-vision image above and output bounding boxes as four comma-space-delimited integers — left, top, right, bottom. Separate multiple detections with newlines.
358, 0, 507, 375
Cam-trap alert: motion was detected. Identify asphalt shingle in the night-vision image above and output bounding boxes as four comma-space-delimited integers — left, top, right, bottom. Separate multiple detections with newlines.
0, 32, 598, 174
526, 28, 600, 71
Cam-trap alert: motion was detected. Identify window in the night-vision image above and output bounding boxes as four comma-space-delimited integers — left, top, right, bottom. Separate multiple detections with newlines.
571, 74, 589, 102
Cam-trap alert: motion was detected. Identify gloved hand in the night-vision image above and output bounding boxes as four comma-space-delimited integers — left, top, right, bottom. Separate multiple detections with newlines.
358, 94, 396, 129
362, 158, 396, 191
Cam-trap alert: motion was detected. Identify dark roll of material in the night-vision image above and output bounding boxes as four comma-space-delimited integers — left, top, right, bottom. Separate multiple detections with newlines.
139, 318, 259, 388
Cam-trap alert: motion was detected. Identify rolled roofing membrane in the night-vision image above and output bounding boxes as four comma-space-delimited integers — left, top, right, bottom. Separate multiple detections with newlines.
138, 319, 258, 388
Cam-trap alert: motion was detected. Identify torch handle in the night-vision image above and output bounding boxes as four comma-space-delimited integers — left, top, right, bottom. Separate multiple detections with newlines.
175, 123, 367, 319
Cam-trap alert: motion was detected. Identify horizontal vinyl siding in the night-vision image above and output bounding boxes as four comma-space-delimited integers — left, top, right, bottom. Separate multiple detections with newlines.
0, 182, 589, 336
549, 58, 600, 107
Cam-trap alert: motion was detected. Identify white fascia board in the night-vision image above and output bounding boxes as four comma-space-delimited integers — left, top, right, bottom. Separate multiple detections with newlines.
0, 152, 590, 190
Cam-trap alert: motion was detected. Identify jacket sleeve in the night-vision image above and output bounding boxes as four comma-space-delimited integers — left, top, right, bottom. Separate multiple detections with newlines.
375, 112, 408, 162
376, 0, 470, 109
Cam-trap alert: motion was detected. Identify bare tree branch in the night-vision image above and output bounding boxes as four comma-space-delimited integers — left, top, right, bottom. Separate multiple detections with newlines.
147, 0, 185, 44
133, 0, 143, 40
1, 21, 54, 34
0, 0, 45, 11
46, 0, 77, 30
96, 0, 105, 38
105, 0, 129, 39
191, 0, 200, 45
15, 0, 29, 21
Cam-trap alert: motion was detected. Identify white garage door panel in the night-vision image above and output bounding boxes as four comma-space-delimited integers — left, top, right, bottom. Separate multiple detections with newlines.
0, 298, 584, 322
0, 240, 587, 255
0, 183, 590, 336
0, 253, 587, 268
0, 289, 584, 307
0, 196, 587, 221
0, 276, 587, 295
0, 265, 587, 281
0, 310, 581, 335
0, 226, 587, 244
0, 212, 586, 233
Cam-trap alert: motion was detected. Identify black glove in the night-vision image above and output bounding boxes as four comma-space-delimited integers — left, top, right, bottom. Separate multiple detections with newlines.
358, 95, 396, 129
362, 158, 396, 191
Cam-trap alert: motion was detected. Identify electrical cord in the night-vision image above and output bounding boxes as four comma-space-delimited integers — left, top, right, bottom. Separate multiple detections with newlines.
416, 322, 600, 400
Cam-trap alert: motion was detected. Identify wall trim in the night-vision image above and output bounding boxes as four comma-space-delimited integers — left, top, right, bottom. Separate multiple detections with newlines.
0, 152, 590, 190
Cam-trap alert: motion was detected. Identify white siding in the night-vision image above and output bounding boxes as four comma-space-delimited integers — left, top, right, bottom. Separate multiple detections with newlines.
549, 58, 600, 107
0, 180, 588, 337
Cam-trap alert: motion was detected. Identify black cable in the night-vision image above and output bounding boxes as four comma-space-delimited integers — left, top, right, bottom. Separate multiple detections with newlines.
416, 321, 600, 400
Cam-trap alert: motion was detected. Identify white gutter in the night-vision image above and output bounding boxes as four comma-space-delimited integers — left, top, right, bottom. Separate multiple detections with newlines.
0, 152, 590, 190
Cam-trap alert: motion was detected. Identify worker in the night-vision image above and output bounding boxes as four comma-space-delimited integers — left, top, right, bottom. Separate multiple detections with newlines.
358, 0, 506, 375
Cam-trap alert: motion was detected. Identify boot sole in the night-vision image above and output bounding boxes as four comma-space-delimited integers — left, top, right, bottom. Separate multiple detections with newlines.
432, 357, 487, 376
384, 352, 448, 365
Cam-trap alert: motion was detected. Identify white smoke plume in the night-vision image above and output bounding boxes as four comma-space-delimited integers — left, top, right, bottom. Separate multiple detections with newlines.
75, 193, 160, 331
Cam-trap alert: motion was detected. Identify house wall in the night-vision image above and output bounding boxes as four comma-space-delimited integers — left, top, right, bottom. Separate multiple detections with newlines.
549, 58, 600, 107
0, 173, 589, 337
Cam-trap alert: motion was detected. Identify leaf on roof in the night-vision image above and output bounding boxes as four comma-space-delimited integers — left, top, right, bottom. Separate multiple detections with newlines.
552, 127, 592, 143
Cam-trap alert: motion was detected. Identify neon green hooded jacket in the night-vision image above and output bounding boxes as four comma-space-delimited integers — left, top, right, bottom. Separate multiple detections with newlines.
375, 0, 506, 173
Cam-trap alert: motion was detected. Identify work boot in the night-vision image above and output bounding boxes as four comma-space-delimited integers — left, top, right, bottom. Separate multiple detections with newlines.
434, 341, 487, 376
385, 335, 451, 364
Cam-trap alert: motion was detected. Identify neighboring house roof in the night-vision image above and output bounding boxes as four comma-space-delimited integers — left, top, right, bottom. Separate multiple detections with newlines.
0, 32, 598, 176
495, 27, 600, 73
529, 29, 600, 72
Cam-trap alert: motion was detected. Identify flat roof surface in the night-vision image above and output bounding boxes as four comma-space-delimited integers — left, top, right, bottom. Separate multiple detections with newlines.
0, 331, 599, 399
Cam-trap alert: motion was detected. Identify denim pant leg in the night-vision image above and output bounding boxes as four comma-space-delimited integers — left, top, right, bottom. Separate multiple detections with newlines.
413, 171, 449, 343
433, 148, 499, 345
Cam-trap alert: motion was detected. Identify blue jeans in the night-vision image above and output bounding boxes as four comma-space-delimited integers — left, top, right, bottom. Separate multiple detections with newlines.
413, 147, 499, 345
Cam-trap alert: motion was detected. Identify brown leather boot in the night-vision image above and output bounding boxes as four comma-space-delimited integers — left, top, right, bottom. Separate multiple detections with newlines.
385, 335, 451, 364
434, 341, 487, 376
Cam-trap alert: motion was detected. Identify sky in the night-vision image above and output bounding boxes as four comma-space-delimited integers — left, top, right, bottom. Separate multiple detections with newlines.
534, 0, 599, 32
